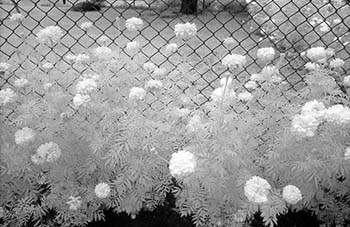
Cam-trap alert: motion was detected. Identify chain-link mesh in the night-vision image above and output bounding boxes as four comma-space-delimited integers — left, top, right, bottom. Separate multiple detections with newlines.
1, 0, 350, 128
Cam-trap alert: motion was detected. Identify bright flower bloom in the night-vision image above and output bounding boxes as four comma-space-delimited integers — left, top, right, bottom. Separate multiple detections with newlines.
9, 13, 24, 22
75, 54, 90, 64
329, 58, 345, 68
67, 196, 82, 210
219, 76, 233, 87
282, 185, 302, 204
222, 54, 246, 69
245, 80, 258, 90
15, 127, 36, 145
76, 78, 97, 94
95, 183, 111, 198
344, 147, 350, 161
0, 88, 16, 105
343, 75, 350, 86
244, 176, 271, 203
306, 47, 327, 63
125, 17, 143, 31
0, 62, 11, 72
174, 22, 197, 40
36, 26, 64, 46
169, 150, 196, 178
14, 78, 29, 88
143, 62, 157, 73
73, 94, 91, 107
166, 43, 178, 53
237, 91, 253, 102
129, 87, 146, 100
211, 86, 236, 104
251, 66, 280, 83
93, 46, 113, 60
301, 100, 325, 120
145, 80, 163, 90
80, 21, 93, 30
322, 104, 350, 125
126, 41, 140, 54
256, 47, 275, 62
291, 114, 320, 137
305, 62, 320, 70
223, 37, 237, 49
36, 142, 61, 162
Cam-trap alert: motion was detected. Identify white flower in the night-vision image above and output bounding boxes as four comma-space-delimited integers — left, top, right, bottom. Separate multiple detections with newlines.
223, 37, 237, 49
291, 114, 320, 137
301, 100, 325, 120
306, 47, 327, 63
95, 183, 111, 198
251, 66, 279, 83
126, 41, 140, 54
174, 22, 197, 40
129, 87, 146, 100
97, 35, 109, 45
36, 26, 64, 46
43, 83, 53, 90
322, 104, 350, 125
257, 47, 275, 62
74, 54, 90, 64
143, 62, 157, 73
42, 62, 54, 70
344, 147, 350, 161
219, 76, 233, 87
319, 22, 330, 32
73, 94, 91, 107
169, 150, 196, 178
14, 78, 29, 88
329, 58, 344, 68
238, 91, 253, 102
76, 78, 97, 94
0, 62, 11, 72
153, 67, 167, 77
305, 62, 320, 70
67, 196, 82, 210
222, 54, 246, 69
36, 142, 61, 162
282, 185, 302, 204
245, 80, 258, 90
145, 80, 163, 90
0, 88, 16, 105
31, 153, 46, 165
9, 13, 24, 22
343, 75, 350, 86
326, 48, 335, 58
211, 86, 236, 104
244, 176, 271, 203
125, 17, 143, 31
15, 127, 35, 145
166, 43, 178, 53
93, 46, 113, 60
80, 21, 93, 30
65, 54, 76, 63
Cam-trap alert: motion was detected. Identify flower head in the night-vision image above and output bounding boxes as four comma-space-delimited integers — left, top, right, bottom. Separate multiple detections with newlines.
0, 88, 16, 106
305, 62, 320, 71
306, 47, 327, 63
166, 43, 178, 53
329, 58, 345, 68
245, 80, 258, 90
14, 78, 29, 88
93, 46, 113, 60
36, 26, 64, 46
80, 21, 93, 30
75, 53, 90, 64
36, 142, 61, 162
169, 150, 196, 178
73, 94, 91, 107
95, 183, 111, 198
126, 41, 140, 54
129, 87, 146, 100
237, 91, 253, 102
174, 22, 197, 40
282, 185, 302, 204
76, 78, 97, 94
301, 100, 325, 120
257, 47, 275, 62
15, 127, 36, 145
211, 86, 236, 104
222, 54, 246, 69
143, 62, 157, 73
244, 176, 271, 203
322, 104, 350, 125
291, 114, 320, 137
0, 62, 11, 72
125, 17, 143, 31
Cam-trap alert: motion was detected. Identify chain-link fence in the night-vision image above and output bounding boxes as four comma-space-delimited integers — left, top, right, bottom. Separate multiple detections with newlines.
1, 0, 350, 121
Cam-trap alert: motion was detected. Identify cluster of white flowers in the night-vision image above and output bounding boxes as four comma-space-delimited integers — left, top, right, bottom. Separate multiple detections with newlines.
129, 87, 146, 100
66, 53, 90, 64
9, 13, 24, 22
256, 47, 275, 62
67, 196, 82, 210
126, 41, 140, 54
237, 91, 253, 102
166, 43, 178, 53
282, 185, 302, 204
343, 75, 350, 86
80, 21, 93, 30
73, 93, 91, 107
329, 58, 345, 68
36, 26, 64, 46
14, 78, 29, 88
0, 62, 11, 72
244, 176, 271, 203
344, 147, 350, 161
31, 142, 61, 165
145, 80, 162, 90
143, 62, 157, 73
244, 80, 258, 90
319, 21, 330, 32
222, 54, 247, 69
76, 78, 97, 94
211, 86, 236, 104
250, 65, 282, 83
223, 37, 237, 49
305, 62, 320, 71
169, 150, 196, 178
95, 183, 111, 198
174, 22, 197, 40
0, 88, 16, 106
93, 46, 113, 60
15, 127, 36, 145
125, 17, 143, 31
305, 47, 335, 63
322, 104, 350, 125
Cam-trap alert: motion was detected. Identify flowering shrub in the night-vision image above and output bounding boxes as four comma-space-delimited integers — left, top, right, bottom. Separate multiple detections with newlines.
1, 16, 350, 227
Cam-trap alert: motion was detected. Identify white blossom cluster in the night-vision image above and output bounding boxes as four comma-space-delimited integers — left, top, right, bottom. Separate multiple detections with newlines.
322, 104, 350, 125
244, 176, 271, 203
250, 65, 282, 84
93, 46, 113, 60
15, 127, 36, 145
282, 185, 302, 204
129, 87, 146, 100
36, 26, 64, 46
166, 43, 178, 53
125, 17, 143, 31
66, 53, 90, 64
143, 62, 157, 73
305, 47, 334, 63
169, 150, 196, 178
95, 183, 111, 198
222, 54, 247, 69
174, 22, 197, 40
126, 41, 140, 54
237, 91, 253, 102
329, 58, 345, 68
211, 85, 236, 105
256, 47, 275, 62
31, 142, 61, 165
67, 196, 82, 210
304, 62, 320, 71
14, 78, 29, 88
76, 78, 97, 94
0, 88, 16, 106
73, 75, 99, 107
